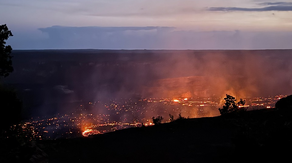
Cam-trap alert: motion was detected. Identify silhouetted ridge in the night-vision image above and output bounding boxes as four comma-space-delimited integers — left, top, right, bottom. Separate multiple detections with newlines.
275, 95, 292, 111
36, 108, 292, 163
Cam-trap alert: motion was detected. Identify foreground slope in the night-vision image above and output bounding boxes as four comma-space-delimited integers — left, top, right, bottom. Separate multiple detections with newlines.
41, 108, 292, 163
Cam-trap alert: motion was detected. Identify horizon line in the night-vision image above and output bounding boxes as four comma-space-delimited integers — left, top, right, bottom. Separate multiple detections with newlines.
12, 48, 292, 51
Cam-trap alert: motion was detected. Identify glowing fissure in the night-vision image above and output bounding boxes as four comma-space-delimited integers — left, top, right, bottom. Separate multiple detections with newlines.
82, 128, 100, 137
7, 95, 286, 140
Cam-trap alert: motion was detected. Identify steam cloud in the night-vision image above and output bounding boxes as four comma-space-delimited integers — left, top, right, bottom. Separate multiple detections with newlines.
7, 50, 292, 119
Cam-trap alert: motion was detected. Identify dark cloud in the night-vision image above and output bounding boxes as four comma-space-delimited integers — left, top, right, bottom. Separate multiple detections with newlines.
209, 5, 292, 12
6, 26, 292, 49
37, 26, 247, 49
37, 26, 174, 49
39, 26, 173, 33
209, 2, 292, 12
258, 2, 292, 6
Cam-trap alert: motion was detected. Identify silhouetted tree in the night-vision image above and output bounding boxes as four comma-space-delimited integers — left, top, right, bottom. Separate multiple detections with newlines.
152, 116, 163, 125
0, 25, 22, 131
238, 98, 245, 106
219, 94, 245, 115
0, 24, 13, 78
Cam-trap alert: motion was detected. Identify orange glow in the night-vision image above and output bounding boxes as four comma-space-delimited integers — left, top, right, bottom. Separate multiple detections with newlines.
184, 98, 188, 101
82, 128, 100, 137
266, 106, 271, 109
144, 122, 154, 126
173, 99, 179, 102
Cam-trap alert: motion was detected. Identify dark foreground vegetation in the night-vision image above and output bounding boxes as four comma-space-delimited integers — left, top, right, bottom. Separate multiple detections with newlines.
2, 105, 291, 163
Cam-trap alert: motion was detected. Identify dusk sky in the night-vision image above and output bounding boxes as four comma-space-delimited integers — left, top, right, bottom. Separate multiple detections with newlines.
1, 0, 292, 49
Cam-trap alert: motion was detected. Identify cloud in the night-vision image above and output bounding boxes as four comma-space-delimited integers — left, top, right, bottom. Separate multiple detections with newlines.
54, 85, 74, 94
208, 1, 292, 12
0, 2, 22, 7
6, 26, 292, 50
258, 2, 292, 6
37, 26, 174, 49
209, 6, 292, 12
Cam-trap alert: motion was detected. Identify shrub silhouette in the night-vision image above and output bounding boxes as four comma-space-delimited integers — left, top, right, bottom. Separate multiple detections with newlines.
152, 116, 163, 125
219, 94, 245, 115
177, 113, 186, 120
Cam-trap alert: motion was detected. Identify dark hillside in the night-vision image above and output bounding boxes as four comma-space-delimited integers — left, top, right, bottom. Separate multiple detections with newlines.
39, 108, 292, 163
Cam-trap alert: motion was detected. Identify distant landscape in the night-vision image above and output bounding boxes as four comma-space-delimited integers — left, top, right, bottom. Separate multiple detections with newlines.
4, 50, 292, 118
1, 49, 292, 162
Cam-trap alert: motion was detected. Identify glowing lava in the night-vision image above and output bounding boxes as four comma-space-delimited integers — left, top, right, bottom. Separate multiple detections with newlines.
144, 122, 154, 126
82, 128, 100, 137
173, 99, 179, 103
